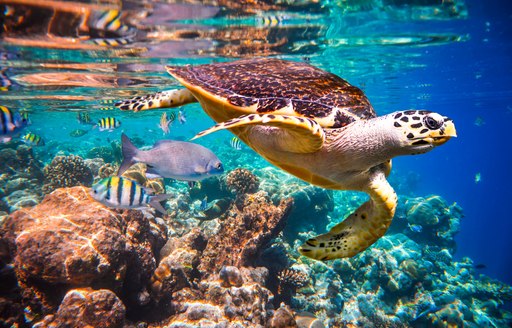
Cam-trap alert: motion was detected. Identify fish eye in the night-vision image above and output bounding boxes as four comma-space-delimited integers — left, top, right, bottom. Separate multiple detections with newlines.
424, 116, 442, 130
216, 163, 223, 170
93, 190, 97, 194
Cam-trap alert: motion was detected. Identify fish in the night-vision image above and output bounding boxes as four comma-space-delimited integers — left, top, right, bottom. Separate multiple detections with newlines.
90, 176, 172, 213
0, 106, 29, 143
474, 172, 481, 184
88, 10, 136, 47
178, 110, 186, 124
77, 112, 93, 125
257, 14, 288, 27
408, 223, 423, 233
474, 264, 487, 269
158, 112, 174, 135
474, 116, 485, 127
20, 110, 31, 124
230, 136, 242, 150
199, 196, 209, 211
96, 117, 121, 131
22, 132, 45, 146
412, 304, 443, 322
70, 129, 89, 137
196, 198, 232, 221
118, 133, 224, 182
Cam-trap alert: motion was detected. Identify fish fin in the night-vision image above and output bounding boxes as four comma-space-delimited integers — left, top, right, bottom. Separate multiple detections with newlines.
145, 166, 163, 179
118, 133, 139, 176
188, 181, 196, 188
149, 193, 173, 214
153, 139, 174, 147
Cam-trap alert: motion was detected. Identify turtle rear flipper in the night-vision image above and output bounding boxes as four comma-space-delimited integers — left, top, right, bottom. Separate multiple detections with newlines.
192, 114, 325, 153
115, 89, 197, 111
299, 168, 397, 260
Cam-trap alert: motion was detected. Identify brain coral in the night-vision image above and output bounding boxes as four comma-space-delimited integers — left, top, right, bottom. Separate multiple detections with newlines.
42, 155, 93, 194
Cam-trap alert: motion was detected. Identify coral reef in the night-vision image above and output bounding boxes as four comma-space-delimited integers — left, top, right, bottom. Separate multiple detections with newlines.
0, 145, 44, 213
42, 155, 93, 194
98, 162, 118, 179
121, 163, 165, 195
225, 168, 260, 196
1, 159, 510, 327
34, 288, 126, 328
0, 187, 166, 325
198, 190, 293, 275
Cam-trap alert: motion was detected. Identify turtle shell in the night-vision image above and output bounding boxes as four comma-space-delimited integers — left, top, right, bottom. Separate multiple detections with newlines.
166, 58, 376, 128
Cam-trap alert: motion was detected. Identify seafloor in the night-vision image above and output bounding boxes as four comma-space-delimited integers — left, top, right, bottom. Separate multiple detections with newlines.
0, 142, 511, 328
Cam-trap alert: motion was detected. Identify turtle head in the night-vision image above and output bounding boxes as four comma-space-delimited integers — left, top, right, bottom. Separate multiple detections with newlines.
391, 110, 457, 154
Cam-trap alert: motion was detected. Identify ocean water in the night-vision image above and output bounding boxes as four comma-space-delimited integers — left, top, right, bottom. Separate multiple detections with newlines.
1, 0, 512, 326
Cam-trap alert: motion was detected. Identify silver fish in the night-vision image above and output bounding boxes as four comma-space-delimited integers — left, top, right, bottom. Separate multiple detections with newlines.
118, 133, 224, 182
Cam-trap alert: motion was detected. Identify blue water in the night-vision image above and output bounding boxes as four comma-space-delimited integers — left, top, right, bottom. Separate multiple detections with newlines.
1, 0, 512, 324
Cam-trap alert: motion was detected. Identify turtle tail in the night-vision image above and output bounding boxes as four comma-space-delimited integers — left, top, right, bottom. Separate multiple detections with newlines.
115, 89, 197, 112
299, 169, 397, 260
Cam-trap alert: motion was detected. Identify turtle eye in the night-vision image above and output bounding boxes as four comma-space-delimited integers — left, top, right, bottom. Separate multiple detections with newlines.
424, 116, 442, 130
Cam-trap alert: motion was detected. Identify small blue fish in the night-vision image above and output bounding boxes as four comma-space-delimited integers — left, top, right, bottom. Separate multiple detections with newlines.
178, 110, 186, 124
118, 133, 224, 182
91, 176, 172, 213
96, 117, 121, 131
22, 132, 45, 146
0, 106, 29, 143
199, 196, 209, 211
230, 136, 242, 150
408, 223, 423, 233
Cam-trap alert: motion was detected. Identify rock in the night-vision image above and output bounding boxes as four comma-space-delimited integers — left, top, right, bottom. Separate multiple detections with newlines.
199, 191, 293, 276
269, 304, 298, 327
34, 288, 125, 328
0, 186, 166, 315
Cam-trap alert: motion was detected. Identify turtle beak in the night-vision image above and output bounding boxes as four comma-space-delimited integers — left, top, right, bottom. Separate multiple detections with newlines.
431, 118, 457, 146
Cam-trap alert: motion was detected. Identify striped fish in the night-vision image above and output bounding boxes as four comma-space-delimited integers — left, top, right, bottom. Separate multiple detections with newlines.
97, 117, 121, 131
22, 132, 45, 146
88, 10, 136, 47
90, 176, 172, 213
0, 106, 28, 143
230, 136, 242, 150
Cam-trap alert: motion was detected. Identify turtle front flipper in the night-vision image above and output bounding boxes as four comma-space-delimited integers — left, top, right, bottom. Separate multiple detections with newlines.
299, 167, 397, 260
192, 114, 326, 153
115, 89, 197, 112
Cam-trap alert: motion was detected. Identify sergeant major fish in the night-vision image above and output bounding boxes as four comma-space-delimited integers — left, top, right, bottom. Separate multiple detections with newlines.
0, 106, 29, 143
22, 132, 45, 146
118, 133, 224, 182
96, 117, 121, 131
90, 176, 172, 213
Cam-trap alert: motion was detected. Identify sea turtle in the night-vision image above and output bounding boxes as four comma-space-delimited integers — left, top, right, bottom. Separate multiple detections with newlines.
115, 58, 456, 261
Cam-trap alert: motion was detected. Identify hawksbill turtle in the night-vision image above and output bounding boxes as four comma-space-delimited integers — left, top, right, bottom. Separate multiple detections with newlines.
115, 58, 456, 261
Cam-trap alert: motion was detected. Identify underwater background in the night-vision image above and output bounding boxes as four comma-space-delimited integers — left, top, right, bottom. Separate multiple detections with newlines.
1, 0, 511, 327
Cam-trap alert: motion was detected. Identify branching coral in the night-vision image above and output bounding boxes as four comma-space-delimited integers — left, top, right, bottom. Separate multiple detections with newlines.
225, 168, 260, 196
277, 267, 309, 293
42, 155, 93, 194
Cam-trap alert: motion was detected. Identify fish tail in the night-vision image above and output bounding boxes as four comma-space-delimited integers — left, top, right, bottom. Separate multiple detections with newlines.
149, 193, 173, 214
118, 133, 139, 176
